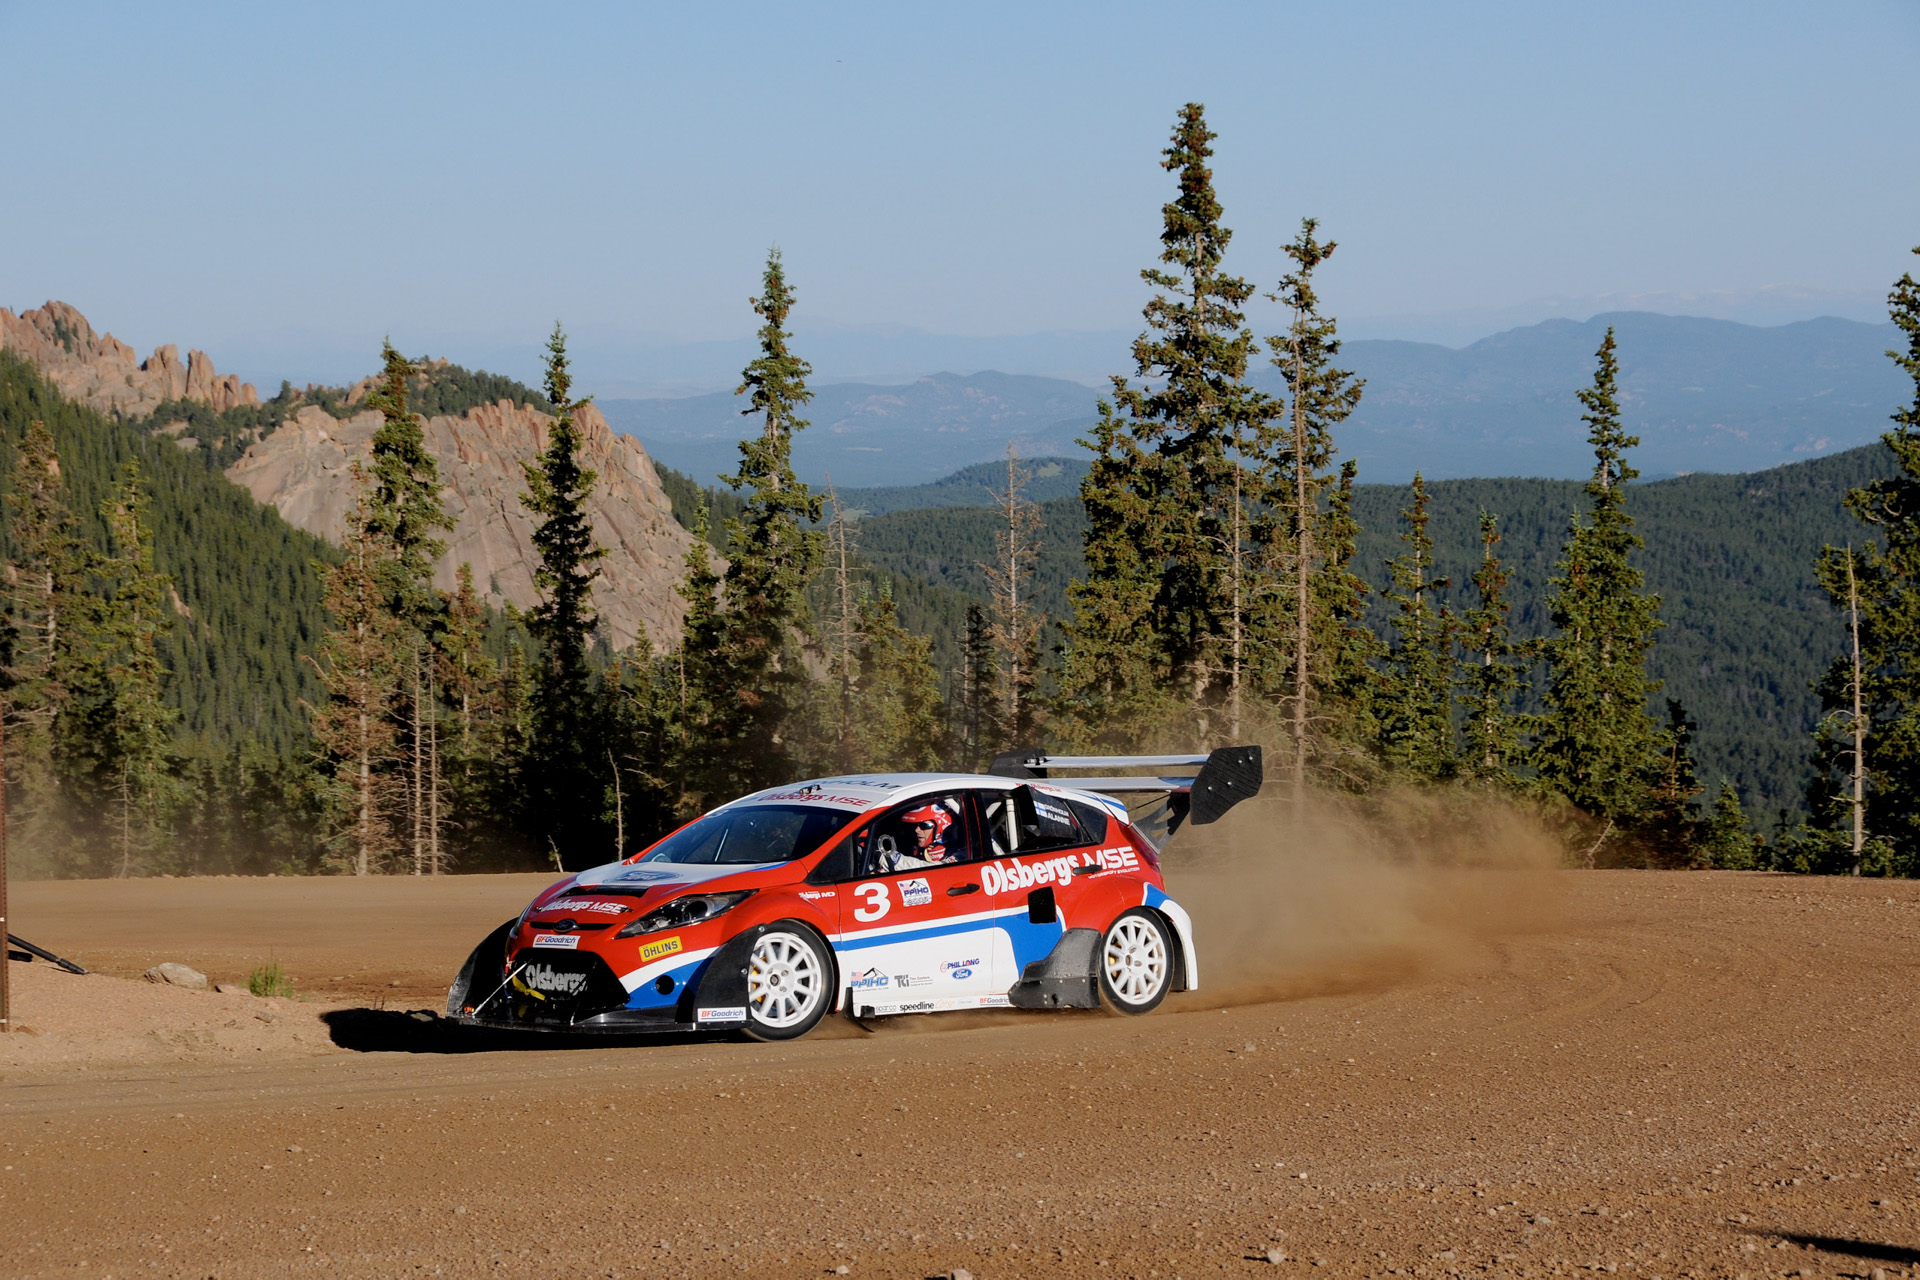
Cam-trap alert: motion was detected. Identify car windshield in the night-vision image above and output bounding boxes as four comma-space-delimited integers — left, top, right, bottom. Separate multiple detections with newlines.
638, 804, 859, 866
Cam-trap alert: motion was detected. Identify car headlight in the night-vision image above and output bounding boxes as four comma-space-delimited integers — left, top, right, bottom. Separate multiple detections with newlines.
614, 891, 753, 939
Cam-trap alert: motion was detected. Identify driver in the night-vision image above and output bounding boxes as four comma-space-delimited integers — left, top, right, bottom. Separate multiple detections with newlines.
877, 801, 959, 871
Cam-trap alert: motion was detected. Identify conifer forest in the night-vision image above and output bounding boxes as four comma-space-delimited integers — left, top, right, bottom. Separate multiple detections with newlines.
6, 104, 1918, 879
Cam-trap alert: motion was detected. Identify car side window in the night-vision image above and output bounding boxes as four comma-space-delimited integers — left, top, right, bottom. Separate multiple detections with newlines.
977, 786, 1088, 857
857, 793, 977, 876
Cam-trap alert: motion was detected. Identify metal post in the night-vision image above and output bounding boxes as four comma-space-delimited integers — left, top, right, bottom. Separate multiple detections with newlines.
2, 706, 10, 1034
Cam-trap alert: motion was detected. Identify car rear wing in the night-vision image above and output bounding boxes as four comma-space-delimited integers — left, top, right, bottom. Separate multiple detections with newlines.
987, 745, 1263, 852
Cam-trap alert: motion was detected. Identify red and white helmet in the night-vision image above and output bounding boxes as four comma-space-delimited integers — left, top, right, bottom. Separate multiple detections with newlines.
902, 803, 953, 840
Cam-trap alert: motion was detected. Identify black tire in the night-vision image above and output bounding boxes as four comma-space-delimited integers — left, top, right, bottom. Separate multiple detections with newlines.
1096, 908, 1174, 1015
742, 925, 834, 1042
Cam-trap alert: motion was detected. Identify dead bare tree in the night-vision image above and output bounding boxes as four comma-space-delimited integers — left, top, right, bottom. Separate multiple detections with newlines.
981, 444, 1044, 744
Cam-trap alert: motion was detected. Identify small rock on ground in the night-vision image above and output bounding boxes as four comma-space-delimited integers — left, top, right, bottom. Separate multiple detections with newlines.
143, 963, 207, 990
213, 983, 248, 995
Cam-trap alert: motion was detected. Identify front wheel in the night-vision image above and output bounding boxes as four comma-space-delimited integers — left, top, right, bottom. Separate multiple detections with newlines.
743, 927, 832, 1041
1098, 909, 1173, 1015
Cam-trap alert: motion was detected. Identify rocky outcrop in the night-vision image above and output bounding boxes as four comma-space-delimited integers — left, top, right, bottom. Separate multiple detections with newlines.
0, 301, 259, 417
227, 399, 699, 650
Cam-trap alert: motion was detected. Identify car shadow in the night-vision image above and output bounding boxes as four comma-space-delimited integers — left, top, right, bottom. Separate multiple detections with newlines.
1773, 1233, 1920, 1266
321, 1007, 726, 1054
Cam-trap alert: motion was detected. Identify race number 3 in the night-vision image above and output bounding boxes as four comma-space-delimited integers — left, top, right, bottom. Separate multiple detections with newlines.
852, 882, 890, 922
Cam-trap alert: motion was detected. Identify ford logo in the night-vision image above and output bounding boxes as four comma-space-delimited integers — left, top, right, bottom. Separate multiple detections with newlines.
549, 918, 576, 932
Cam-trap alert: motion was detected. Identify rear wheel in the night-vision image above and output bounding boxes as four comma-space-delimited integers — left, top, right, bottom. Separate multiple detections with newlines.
743, 927, 831, 1041
1097, 908, 1173, 1015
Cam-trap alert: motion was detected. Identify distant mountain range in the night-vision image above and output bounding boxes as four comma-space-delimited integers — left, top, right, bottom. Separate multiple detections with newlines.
601, 311, 1907, 488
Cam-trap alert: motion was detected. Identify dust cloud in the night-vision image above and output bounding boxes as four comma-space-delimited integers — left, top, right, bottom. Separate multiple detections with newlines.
1165, 788, 1566, 1010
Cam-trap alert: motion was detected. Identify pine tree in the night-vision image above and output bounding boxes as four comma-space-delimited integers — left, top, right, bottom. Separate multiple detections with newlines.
1642, 698, 1705, 865
1058, 416, 1165, 745
1266, 218, 1366, 796
1376, 474, 1455, 781
91, 460, 182, 874
1702, 782, 1760, 870
851, 588, 945, 772
305, 467, 403, 874
1805, 249, 1920, 876
0, 420, 84, 844
1457, 512, 1529, 784
364, 341, 451, 622
1308, 459, 1385, 779
1060, 103, 1268, 741
1535, 329, 1666, 839
957, 603, 998, 769
670, 500, 723, 816
519, 324, 608, 863
982, 444, 1043, 747
687, 249, 825, 798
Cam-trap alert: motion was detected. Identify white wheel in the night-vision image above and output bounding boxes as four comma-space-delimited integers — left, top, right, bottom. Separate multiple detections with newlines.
745, 928, 830, 1040
1098, 909, 1172, 1014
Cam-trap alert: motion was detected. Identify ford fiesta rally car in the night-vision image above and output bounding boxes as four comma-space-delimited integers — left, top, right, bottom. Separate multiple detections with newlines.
447, 747, 1261, 1041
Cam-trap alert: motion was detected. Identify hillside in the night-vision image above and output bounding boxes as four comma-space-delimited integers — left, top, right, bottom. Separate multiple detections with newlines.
839, 444, 1893, 816
1, 302, 700, 652
0, 351, 333, 755
603, 311, 1903, 489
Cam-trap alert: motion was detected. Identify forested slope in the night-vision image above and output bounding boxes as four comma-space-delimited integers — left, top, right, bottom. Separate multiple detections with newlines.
842, 444, 1893, 816
0, 352, 334, 754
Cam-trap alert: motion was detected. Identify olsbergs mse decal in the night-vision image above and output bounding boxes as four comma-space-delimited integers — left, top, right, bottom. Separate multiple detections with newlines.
979, 846, 1140, 896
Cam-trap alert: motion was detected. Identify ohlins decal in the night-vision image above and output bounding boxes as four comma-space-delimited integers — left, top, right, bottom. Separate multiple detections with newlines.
639, 935, 683, 962
980, 847, 1138, 896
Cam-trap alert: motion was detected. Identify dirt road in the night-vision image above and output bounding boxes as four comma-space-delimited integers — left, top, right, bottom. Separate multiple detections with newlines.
2, 869, 1918, 1279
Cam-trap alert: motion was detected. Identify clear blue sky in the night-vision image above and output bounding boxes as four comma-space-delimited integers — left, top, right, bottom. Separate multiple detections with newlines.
4, 1, 1916, 393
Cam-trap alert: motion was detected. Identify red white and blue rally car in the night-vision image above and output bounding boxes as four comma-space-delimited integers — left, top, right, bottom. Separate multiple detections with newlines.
447, 747, 1261, 1041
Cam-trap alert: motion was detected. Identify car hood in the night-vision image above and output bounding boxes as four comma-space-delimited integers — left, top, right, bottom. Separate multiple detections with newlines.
567, 860, 780, 892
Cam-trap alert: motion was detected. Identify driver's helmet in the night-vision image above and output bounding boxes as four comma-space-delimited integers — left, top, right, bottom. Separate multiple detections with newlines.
902, 802, 954, 848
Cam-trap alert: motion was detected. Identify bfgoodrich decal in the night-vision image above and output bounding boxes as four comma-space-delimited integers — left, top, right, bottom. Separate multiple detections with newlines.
533, 934, 581, 949
697, 1006, 747, 1024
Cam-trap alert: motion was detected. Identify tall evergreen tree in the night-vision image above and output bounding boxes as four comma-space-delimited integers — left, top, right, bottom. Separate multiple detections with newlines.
1375, 474, 1455, 780
1058, 416, 1164, 745
1060, 103, 1267, 741
0, 420, 84, 843
1806, 248, 1920, 876
519, 324, 608, 863
957, 602, 998, 770
89, 460, 182, 874
1266, 218, 1365, 796
1307, 459, 1385, 780
364, 341, 451, 622
1535, 329, 1666, 836
849, 588, 946, 772
680, 250, 825, 801
1457, 512, 1529, 784
306, 468, 403, 875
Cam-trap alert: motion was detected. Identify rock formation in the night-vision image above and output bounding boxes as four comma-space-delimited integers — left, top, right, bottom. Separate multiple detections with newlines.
226, 399, 698, 651
3, 301, 701, 651
0, 301, 259, 417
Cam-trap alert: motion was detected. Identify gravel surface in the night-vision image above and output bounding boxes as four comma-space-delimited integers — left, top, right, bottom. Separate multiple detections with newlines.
1, 868, 1917, 1279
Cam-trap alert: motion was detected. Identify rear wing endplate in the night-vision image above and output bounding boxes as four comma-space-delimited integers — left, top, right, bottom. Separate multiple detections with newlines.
988, 745, 1263, 852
